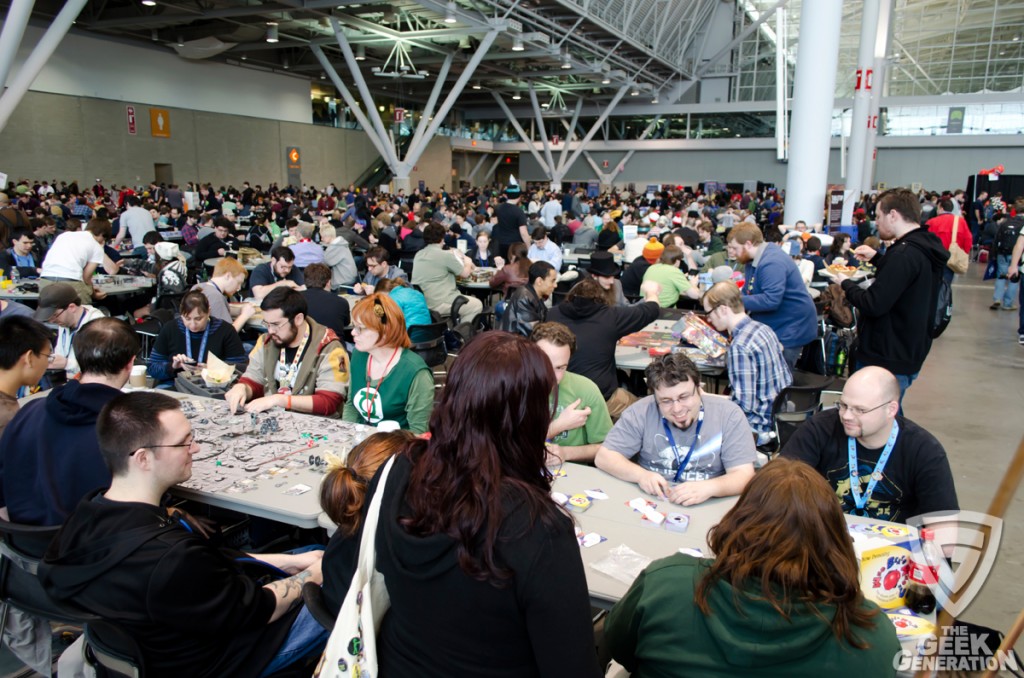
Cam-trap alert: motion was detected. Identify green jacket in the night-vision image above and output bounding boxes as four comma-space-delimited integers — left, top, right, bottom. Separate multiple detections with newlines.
605, 554, 900, 678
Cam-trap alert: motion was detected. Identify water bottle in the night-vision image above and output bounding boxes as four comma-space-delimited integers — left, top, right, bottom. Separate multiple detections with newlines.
836, 345, 847, 374
905, 528, 941, 614
11, 266, 20, 284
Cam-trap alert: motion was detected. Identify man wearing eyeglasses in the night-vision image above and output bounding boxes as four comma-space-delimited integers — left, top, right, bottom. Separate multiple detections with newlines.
0, 318, 139, 526
40, 392, 327, 678
780, 366, 957, 524
595, 353, 756, 506
32, 282, 107, 378
225, 287, 348, 416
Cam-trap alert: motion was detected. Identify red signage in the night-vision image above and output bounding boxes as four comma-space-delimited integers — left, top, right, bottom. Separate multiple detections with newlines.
855, 69, 874, 91
602, 160, 610, 169
394, 108, 405, 123
126, 105, 137, 135
552, 134, 560, 145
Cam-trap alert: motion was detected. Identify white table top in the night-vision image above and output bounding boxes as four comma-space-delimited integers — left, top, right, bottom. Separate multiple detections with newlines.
614, 318, 725, 375
0, 276, 155, 300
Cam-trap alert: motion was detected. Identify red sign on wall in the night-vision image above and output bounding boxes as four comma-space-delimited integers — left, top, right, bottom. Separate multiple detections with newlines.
126, 106, 137, 135
394, 108, 405, 123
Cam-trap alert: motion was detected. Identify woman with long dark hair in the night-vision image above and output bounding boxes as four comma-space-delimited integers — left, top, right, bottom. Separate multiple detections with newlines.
489, 241, 531, 296
322, 332, 601, 677
605, 457, 900, 676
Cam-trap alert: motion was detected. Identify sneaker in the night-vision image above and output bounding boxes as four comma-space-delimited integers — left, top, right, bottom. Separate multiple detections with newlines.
1019, 335, 1024, 345
1003, 305, 1019, 312
990, 302, 1001, 310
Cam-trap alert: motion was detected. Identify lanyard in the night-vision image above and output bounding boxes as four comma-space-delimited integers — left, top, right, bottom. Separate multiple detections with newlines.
185, 323, 210, 362
662, 406, 705, 483
847, 421, 900, 516
363, 347, 401, 423
275, 327, 309, 394
59, 309, 89, 356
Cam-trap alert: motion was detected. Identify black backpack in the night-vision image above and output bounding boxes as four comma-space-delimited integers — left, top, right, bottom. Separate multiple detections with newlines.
995, 216, 1024, 255
906, 240, 953, 339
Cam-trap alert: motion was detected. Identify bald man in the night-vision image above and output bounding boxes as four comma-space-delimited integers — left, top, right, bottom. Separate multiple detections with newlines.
779, 366, 957, 524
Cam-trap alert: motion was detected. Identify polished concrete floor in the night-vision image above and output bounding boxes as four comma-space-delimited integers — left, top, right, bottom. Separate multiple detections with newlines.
2, 264, 1023, 676
907, 264, 1024, 655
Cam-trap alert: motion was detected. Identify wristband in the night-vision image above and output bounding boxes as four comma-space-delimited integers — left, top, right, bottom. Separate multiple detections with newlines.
286, 395, 292, 410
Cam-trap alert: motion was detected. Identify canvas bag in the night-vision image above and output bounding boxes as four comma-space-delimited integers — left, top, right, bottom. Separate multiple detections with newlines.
314, 456, 397, 678
946, 215, 970, 274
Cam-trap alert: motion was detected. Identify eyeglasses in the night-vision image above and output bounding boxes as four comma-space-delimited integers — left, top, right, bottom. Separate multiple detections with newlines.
261, 318, 290, 330
36, 351, 54, 363
351, 325, 372, 335
837, 400, 892, 417
132, 435, 197, 456
656, 388, 700, 408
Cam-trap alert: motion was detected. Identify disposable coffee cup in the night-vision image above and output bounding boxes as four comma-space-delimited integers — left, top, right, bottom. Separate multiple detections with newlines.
130, 365, 148, 388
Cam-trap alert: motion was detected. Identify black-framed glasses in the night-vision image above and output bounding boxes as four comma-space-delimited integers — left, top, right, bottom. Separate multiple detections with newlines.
837, 400, 892, 417
131, 436, 197, 456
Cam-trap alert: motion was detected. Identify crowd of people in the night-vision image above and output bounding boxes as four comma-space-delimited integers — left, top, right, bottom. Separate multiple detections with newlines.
0, 172, 1012, 676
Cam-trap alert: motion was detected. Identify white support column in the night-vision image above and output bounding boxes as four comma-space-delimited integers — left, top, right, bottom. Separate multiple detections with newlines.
527, 84, 558, 183
558, 85, 630, 181
399, 30, 499, 176
465, 153, 490, 183
481, 153, 505, 186
492, 92, 553, 180
582, 152, 613, 185
557, 97, 584, 172
774, 5, 788, 162
404, 53, 454, 164
330, 18, 400, 170
311, 45, 395, 171
0, 0, 86, 134
0, 0, 35, 92
782, 0, 843, 227
841, 0, 881, 224
607, 115, 663, 184
863, 1, 892, 193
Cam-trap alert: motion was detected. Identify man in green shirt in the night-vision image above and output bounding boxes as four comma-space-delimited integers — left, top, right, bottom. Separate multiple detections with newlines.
531, 322, 613, 463
411, 222, 483, 325
642, 246, 702, 307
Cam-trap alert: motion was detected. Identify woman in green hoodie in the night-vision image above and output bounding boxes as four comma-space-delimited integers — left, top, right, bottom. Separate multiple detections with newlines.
605, 457, 901, 677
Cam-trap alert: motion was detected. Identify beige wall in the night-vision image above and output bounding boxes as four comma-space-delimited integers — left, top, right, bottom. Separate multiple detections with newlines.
407, 136, 454, 191
0, 91, 382, 189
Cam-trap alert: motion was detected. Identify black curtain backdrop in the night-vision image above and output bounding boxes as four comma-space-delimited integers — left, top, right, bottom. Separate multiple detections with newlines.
966, 174, 1024, 203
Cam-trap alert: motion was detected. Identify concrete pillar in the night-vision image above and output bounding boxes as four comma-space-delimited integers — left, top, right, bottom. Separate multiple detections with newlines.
863, 1, 893, 193
842, 0, 881, 224
0, 0, 35, 92
783, 0, 843, 226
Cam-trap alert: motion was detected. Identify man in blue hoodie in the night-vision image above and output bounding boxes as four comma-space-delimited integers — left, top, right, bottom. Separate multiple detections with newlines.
0, 317, 138, 526
726, 222, 817, 369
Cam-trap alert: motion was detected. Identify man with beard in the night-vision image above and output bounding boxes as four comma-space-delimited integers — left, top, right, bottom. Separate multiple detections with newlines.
594, 353, 756, 506
225, 288, 348, 416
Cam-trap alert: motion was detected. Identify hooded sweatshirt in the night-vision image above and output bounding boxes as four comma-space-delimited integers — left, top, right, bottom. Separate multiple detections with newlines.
39, 492, 295, 677
548, 298, 659, 400
0, 381, 119, 525
321, 454, 602, 677
605, 554, 900, 678
841, 227, 950, 375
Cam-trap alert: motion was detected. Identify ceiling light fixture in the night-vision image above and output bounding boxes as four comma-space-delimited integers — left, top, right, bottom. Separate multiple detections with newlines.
512, 36, 524, 51
444, 1, 457, 23
176, 35, 184, 46
356, 45, 366, 61
266, 25, 279, 43
512, 91, 521, 100
141, 0, 156, 6
561, 50, 571, 69
471, 82, 481, 90
630, 87, 639, 96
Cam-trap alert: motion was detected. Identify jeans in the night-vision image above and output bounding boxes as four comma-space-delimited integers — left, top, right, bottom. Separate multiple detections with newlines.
259, 606, 330, 677
894, 372, 919, 416
782, 346, 802, 371
994, 255, 1020, 307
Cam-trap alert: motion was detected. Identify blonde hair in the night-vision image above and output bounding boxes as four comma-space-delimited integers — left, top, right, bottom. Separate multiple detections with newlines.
702, 280, 744, 314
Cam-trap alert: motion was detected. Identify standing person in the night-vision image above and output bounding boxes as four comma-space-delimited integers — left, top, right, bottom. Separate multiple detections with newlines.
548, 278, 662, 418
321, 332, 602, 677
726, 223, 818, 369
39, 217, 114, 305
991, 198, 1023, 311
926, 198, 973, 283
604, 458, 901, 677
702, 282, 792, 444
492, 179, 530, 259
112, 195, 156, 248
224, 288, 349, 416
835, 188, 950, 407
39, 392, 328, 678
341, 294, 433, 433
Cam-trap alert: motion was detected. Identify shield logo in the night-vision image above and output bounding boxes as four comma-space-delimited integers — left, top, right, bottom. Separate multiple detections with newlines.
907, 511, 1003, 617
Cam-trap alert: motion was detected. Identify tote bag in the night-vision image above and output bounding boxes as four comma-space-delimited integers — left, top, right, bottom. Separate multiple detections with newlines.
314, 455, 397, 678
947, 216, 970, 274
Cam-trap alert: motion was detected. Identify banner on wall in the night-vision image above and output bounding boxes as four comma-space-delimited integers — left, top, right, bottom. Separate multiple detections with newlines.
286, 147, 301, 187
827, 186, 845, 227
946, 107, 965, 134
587, 181, 600, 198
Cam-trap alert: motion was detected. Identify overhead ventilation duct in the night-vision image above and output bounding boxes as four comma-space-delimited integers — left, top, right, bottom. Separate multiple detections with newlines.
171, 36, 238, 59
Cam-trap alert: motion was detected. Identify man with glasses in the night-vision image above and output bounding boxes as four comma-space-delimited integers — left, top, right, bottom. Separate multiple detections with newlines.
0, 318, 139, 526
32, 282, 107, 377
40, 392, 327, 678
702, 281, 792, 445
193, 217, 239, 263
0, 316, 52, 437
250, 245, 306, 300
595, 353, 756, 506
780, 366, 957, 523
225, 288, 348, 416
353, 246, 407, 295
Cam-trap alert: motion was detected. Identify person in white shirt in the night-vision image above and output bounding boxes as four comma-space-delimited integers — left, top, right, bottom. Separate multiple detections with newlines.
113, 196, 156, 248
540, 195, 563, 229
528, 227, 563, 271
31, 283, 106, 377
40, 219, 116, 304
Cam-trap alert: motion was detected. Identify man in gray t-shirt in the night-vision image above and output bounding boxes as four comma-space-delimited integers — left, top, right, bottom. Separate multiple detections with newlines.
596, 354, 756, 506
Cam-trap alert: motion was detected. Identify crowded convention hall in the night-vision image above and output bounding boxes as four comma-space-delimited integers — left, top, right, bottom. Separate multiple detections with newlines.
1, 0, 1024, 675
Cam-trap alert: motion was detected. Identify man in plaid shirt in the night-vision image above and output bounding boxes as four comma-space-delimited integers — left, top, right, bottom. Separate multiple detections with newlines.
703, 281, 792, 444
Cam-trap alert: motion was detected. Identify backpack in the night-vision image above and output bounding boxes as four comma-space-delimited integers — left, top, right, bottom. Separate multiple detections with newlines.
995, 217, 1024, 255
906, 240, 953, 339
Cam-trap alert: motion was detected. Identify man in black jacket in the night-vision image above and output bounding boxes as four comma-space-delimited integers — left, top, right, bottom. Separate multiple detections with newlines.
835, 188, 949, 410
40, 392, 326, 678
300, 263, 350, 336
501, 260, 556, 336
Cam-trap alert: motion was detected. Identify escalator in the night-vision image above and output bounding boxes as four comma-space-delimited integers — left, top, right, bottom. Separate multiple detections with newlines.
352, 132, 413, 190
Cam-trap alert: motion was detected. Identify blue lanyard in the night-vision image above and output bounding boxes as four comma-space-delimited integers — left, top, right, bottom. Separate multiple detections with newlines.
847, 421, 900, 516
662, 406, 705, 483
185, 323, 210, 362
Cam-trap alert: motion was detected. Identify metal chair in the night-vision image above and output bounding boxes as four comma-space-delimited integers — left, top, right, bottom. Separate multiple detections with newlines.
763, 370, 836, 456
301, 582, 335, 632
